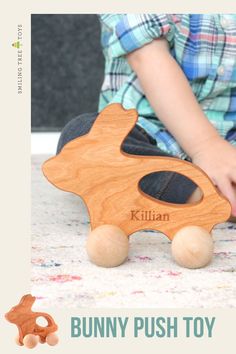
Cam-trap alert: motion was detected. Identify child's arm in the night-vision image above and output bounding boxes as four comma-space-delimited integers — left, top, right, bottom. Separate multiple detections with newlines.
127, 38, 236, 216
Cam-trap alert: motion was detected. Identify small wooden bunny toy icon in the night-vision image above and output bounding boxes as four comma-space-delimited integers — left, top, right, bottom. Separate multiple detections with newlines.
5, 294, 59, 348
42, 103, 231, 269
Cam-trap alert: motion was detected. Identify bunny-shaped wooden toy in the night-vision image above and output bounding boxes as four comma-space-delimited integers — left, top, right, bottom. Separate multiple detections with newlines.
42, 104, 231, 269
5, 294, 58, 348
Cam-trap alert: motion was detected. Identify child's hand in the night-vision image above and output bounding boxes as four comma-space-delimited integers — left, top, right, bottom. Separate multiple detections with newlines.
192, 137, 236, 216
127, 38, 236, 217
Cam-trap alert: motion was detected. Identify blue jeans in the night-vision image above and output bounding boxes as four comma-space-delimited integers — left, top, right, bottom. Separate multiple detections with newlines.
56, 112, 197, 204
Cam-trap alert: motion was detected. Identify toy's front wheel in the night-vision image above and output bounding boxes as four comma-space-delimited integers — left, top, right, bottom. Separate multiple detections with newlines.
86, 224, 129, 267
171, 226, 214, 269
23, 334, 39, 348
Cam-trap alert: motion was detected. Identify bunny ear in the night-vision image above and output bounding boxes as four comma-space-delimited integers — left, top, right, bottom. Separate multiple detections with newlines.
42, 103, 139, 196
19, 294, 35, 308
89, 103, 138, 146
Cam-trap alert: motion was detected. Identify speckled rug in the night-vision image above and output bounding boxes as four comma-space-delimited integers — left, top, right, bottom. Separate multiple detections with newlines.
31, 154, 236, 308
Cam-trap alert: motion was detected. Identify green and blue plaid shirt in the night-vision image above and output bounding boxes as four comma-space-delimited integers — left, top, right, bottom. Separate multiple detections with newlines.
98, 14, 236, 159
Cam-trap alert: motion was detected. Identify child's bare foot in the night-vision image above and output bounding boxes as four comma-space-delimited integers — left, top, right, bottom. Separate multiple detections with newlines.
187, 187, 236, 223
186, 187, 203, 203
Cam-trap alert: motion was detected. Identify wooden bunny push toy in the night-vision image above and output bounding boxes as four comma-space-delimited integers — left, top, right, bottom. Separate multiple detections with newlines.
42, 103, 231, 269
5, 294, 58, 348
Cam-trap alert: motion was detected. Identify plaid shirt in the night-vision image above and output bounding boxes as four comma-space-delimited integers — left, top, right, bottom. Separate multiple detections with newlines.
98, 14, 236, 159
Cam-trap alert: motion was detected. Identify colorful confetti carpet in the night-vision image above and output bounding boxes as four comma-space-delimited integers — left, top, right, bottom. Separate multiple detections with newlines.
32, 155, 236, 308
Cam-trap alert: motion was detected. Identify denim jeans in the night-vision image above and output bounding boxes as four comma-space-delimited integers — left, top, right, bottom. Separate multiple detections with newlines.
56, 112, 197, 204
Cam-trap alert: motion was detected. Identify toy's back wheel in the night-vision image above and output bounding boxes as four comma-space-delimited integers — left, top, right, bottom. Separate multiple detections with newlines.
46, 332, 59, 346
86, 224, 129, 267
171, 226, 214, 269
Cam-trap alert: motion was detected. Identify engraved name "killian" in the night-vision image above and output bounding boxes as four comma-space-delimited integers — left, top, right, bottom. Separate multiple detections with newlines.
130, 210, 169, 221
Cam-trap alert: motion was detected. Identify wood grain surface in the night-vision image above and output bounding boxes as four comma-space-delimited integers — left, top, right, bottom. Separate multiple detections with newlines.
5, 295, 58, 345
42, 103, 231, 239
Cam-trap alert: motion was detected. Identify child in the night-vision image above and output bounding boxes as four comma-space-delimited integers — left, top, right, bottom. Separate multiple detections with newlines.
57, 14, 236, 220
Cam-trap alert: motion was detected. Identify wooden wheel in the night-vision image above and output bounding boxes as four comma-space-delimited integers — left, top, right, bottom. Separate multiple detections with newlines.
46, 332, 59, 346
86, 224, 129, 267
171, 226, 214, 269
23, 334, 39, 348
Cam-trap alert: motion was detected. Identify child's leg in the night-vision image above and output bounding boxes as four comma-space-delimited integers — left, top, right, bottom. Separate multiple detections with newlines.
56, 112, 197, 204
56, 112, 98, 154
121, 125, 197, 203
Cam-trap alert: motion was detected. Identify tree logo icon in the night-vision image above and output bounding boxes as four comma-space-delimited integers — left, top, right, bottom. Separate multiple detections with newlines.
12, 41, 22, 49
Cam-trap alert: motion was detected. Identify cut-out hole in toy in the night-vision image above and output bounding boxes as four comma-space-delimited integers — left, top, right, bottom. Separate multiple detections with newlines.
36, 316, 49, 327
138, 171, 200, 204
